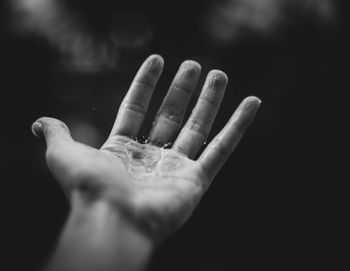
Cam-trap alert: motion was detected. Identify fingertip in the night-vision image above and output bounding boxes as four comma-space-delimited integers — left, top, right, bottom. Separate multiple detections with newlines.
181, 60, 202, 73
32, 117, 71, 138
147, 54, 164, 68
206, 70, 228, 90
242, 96, 262, 110
31, 116, 50, 137
230, 96, 262, 130
209, 69, 228, 80
31, 121, 43, 137
140, 54, 164, 79
148, 53, 163, 61
245, 96, 262, 104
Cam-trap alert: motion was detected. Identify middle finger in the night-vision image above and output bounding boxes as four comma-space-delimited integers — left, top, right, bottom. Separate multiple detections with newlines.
149, 60, 201, 146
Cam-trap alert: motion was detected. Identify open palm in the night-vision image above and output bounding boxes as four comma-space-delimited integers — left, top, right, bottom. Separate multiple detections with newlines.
32, 55, 261, 240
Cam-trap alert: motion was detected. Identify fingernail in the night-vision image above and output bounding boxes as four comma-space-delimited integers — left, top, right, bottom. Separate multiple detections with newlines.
31, 122, 43, 137
246, 96, 262, 106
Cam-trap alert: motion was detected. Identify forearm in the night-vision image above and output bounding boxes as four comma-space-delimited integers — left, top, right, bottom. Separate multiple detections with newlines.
45, 192, 154, 271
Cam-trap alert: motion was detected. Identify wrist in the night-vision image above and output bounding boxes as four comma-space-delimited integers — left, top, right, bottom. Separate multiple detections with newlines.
48, 191, 154, 271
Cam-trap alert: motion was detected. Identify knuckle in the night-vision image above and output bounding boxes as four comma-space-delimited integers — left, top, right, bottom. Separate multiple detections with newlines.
213, 143, 231, 156
158, 110, 182, 124
186, 119, 208, 139
122, 101, 147, 115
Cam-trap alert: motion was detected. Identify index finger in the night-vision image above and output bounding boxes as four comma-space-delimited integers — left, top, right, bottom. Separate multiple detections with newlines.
108, 55, 164, 138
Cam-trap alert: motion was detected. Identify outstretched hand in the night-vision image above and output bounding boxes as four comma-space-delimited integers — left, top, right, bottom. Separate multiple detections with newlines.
32, 55, 261, 241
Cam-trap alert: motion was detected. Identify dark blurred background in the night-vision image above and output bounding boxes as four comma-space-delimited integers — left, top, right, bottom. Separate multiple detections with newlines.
0, 0, 347, 270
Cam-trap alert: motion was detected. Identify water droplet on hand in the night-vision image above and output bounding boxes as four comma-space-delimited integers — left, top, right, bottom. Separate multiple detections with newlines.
163, 142, 173, 148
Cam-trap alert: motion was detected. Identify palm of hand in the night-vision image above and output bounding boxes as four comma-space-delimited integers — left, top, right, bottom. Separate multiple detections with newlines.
53, 135, 205, 238
102, 135, 205, 237
33, 55, 260, 239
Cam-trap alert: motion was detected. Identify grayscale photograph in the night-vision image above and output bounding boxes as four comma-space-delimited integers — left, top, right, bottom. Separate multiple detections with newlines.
0, 0, 346, 270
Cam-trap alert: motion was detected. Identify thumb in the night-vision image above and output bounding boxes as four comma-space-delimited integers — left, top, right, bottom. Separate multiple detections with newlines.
32, 117, 77, 186
31, 117, 74, 147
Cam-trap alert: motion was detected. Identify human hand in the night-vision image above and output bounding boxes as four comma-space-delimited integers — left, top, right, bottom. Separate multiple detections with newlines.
32, 55, 261, 241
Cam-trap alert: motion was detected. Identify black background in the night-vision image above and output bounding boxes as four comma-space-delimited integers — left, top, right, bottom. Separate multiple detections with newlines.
0, 1, 347, 270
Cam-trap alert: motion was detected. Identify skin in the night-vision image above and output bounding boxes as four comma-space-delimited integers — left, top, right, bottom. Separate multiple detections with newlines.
32, 55, 261, 271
